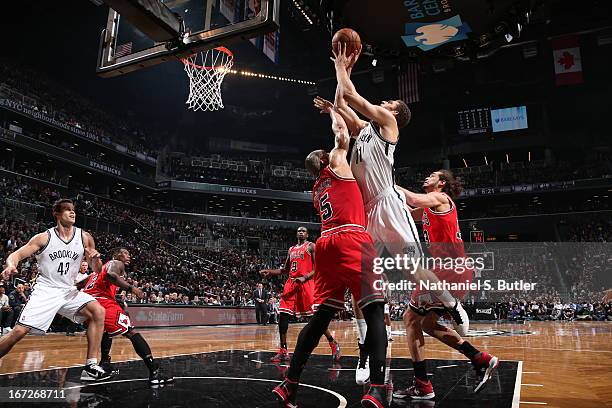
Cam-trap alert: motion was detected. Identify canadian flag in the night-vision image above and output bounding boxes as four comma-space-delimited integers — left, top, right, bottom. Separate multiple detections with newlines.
552, 36, 583, 86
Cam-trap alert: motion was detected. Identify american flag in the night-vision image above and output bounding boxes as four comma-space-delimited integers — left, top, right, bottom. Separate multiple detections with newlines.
114, 42, 133, 58
398, 62, 420, 104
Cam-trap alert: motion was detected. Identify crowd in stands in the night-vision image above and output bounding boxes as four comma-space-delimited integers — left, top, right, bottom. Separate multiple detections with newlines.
0, 59, 162, 159
0, 216, 290, 317
396, 156, 612, 193
164, 154, 314, 192
1, 163, 611, 334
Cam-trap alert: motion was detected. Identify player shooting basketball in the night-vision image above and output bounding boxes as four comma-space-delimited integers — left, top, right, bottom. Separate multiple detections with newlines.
314, 41, 469, 385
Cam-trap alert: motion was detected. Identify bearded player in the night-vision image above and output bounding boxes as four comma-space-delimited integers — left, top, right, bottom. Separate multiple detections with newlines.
260, 227, 341, 363
314, 44, 468, 385
272, 108, 389, 408
393, 170, 498, 399
83, 247, 174, 386
0, 199, 111, 382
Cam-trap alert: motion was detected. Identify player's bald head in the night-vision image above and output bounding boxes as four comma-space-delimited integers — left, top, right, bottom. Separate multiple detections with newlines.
305, 149, 329, 177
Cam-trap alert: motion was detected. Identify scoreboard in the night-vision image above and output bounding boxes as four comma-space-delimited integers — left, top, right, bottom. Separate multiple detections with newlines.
457, 108, 491, 135
457, 105, 529, 135
470, 230, 485, 243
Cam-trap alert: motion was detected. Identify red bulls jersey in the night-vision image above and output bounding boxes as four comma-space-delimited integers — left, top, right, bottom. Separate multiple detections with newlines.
312, 166, 367, 232
288, 241, 313, 279
422, 193, 465, 259
83, 261, 119, 300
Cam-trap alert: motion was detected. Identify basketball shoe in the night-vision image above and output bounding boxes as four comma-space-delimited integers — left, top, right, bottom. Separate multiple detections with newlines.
80, 363, 113, 382
355, 342, 370, 385
447, 300, 469, 336
472, 352, 499, 393
393, 378, 435, 400
149, 368, 175, 386
271, 347, 291, 362
361, 384, 389, 408
272, 378, 298, 408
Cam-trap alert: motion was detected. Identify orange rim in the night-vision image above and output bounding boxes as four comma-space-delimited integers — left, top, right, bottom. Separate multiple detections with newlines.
180, 47, 234, 70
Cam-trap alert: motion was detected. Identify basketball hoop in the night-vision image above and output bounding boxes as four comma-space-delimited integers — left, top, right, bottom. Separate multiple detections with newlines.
180, 47, 234, 112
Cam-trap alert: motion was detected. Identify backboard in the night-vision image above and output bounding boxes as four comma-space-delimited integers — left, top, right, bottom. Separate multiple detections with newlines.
97, 0, 279, 77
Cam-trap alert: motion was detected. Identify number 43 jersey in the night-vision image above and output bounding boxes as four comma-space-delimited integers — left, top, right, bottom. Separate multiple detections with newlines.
312, 166, 367, 233
35, 227, 85, 289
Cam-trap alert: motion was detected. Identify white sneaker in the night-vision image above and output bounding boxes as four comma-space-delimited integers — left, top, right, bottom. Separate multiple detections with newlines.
80, 363, 113, 382
355, 343, 370, 385
448, 300, 469, 336
2, 327, 11, 335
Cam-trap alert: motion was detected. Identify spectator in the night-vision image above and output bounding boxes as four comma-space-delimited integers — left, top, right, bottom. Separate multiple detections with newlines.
267, 296, 279, 324
8, 284, 28, 327
253, 283, 268, 325
0, 286, 13, 333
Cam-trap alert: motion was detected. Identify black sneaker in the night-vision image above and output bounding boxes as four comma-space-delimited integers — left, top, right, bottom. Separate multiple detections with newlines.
149, 369, 174, 386
80, 363, 113, 382
361, 384, 389, 408
272, 378, 298, 408
100, 356, 113, 374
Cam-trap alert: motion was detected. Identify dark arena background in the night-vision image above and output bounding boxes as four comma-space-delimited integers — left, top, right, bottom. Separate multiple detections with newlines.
0, 1, 611, 407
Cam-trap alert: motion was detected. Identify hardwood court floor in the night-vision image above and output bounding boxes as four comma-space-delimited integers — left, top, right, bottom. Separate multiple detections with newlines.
0, 320, 610, 408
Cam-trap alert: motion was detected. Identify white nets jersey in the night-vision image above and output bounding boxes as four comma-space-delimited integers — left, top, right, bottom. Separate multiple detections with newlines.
350, 122, 422, 258
35, 227, 84, 288
350, 122, 396, 206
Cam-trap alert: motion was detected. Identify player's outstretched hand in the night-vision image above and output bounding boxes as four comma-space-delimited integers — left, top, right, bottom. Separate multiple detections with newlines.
1, 265, 17, 281
132, 287, 145, 299
347, 45, 362, 69
603, 289, 612, 303
314, 96, 333, 114
84, 248, 101, 260
331, 43, 351, 69
259, 269, 271, 277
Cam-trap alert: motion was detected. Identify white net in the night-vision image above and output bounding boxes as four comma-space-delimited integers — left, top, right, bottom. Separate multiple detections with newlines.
181, 47, 234, 112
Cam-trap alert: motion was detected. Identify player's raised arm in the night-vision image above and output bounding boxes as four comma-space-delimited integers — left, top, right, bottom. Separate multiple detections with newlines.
395, 185, 448, 209
314, 95, 366, 138
328, 108, 352, 178
1, 232, 48, 279
332, 44, 398, 137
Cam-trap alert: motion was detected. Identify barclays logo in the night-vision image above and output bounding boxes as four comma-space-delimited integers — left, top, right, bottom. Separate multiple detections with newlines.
495, 116, 525, 123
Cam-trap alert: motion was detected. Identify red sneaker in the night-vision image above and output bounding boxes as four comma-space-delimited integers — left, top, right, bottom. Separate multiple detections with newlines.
472, 352, 499, 393
393, 378, 435, 400
361, 384, 389, 408
272, 378, 298, 408
270, 348, 290, 363
329, 340, 342, 362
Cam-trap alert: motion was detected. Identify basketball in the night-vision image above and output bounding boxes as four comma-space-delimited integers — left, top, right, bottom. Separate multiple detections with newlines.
332, 28, 361, 56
